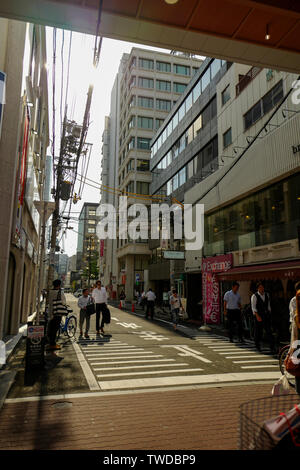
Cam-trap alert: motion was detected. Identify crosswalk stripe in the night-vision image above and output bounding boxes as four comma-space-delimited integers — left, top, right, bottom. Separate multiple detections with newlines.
218, 351, 257, 355
84, 348, 145, 353
240, 365, 278, 369
233, 360, 278, 364
98, 371, 281, 390
225, 355, 270, 359
85, 351, 152, 357
87, 354, 164, 360
97, 368, 204, 378
93, 363, 189, 371
90, 359, 175, 365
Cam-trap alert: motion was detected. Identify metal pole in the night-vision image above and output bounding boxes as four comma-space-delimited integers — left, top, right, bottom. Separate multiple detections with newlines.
36, 203, 46, 324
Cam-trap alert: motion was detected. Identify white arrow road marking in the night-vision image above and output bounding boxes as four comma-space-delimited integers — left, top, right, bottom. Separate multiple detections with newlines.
160, 345, 212, 363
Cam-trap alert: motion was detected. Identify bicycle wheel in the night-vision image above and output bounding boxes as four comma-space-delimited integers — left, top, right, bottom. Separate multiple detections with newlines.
279, 345, 295, 388
66, 315, 77, 338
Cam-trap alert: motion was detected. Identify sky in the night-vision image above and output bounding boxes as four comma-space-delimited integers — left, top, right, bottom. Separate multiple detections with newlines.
46, 28, 204, 258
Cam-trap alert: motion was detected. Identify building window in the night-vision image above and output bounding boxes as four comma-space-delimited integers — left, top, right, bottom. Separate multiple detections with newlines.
129, 76, 136, 88
129, 95, 136, 107
139, 58, 154, 70
126, 181, 134, 193
89, 210, 96, 216
137, 116, 153, 130
179, 167, 186, 186
210, 59, 222, 78
201, 68, 211, 92
88, 228, 96, 233
244, 80, 283, 130
136, 160, 150, 172
88, 219, 96, 225
137, 137, 151, 150
138, 77, 154, 89
193, 67, 199, 75
185, 93, 193, 113
174, 82, 187, 94
136, 181, 150, 195
138, 96, 154, 108
173, 64, 190, 76
155, 118, 164, 130
156, 99, 171, 111
128, 137, 135, 150
156, 61, 171, 72
156, 80, 171, 92
127, 159, 134, 172
223, 128, 232, 149
178, 102, 185, 122
222, 85, 230, 106
128, 116, 136, 129
129, 56, 136, 69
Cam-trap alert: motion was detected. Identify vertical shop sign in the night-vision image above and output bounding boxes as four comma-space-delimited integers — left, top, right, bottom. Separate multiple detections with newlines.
202, 254, 233, 324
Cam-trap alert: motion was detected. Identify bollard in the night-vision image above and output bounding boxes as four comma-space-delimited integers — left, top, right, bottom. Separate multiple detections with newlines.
132, 302, 135, 312
119, 301, 122, 309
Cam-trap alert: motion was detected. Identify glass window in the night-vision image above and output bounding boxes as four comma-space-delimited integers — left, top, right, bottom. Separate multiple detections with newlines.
172, 173, 179, 191
223, 128, 232, 149
88, 228, 95, 233
127, 159, 134, 172
156, 61, 171, 72
187, 159, 194, 179
129, 95, 136, 107
193, 114, 202, 136
222, 85, 230, 106
193, 80, 201, 102
172, 111, 179, 130
138, 116, 153, 129
138, 96, 154, 108
172, 139, 180, 159
155, 118, 164, 130
128, 137, 135, 150
185, 93, 193, 112
174, 82, 187, 94
136, 160, 150, 171
126, 181, 134, 193
129, 76, 136, 88
211, 59, 222, 78
162, 128, 167, 144
173, 64, 190, 76
136, 181, 150, 195
128, 116, 136, 129
139, 58, 154, 70
201, 68, 210, 92
186, 125, 193, 145
167, 120, 172, 137
166, 150, 172, 166
179, 167, 186, 186
89, 210, 96, 216
178, 102, 185, 122
138, 77, 154, 88
156, 80, 171, 92
167, 180, 172, 196
156, 99, 171, 111
137, 137, 151, 150
193, 67, 199, 75
179, 133, 186, 153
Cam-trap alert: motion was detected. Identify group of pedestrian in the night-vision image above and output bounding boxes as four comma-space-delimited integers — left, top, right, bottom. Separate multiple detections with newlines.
46, 279, 110, 350
223, 280, 300, 354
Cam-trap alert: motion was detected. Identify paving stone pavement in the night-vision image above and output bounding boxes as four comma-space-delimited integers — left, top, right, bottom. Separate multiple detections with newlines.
0, 383, 273, 450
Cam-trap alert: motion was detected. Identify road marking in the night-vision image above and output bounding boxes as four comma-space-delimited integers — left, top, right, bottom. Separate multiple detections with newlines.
225, 355, 270, 359
85, 350, 152, 357
160, 345, 212, 363
85, 348, 145, 354
240, 365, 278, 369
72, 341, 100, 391
211, 348, 256, 352
132, 331, 170, 341
98, 371, 281, 390
218, 351, 257, 355
87, 354, 165, 360
93, 363, 189, 371
90, 359, 175, 365
81, 346, 137, 351
233, 360, 278, 364
97, 368, 204, 378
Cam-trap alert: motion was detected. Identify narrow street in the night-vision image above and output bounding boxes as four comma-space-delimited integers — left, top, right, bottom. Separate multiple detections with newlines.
0, 294, 280, 450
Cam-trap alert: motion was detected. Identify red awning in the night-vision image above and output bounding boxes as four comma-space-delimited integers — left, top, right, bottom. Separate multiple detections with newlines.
217, 259, 300, 281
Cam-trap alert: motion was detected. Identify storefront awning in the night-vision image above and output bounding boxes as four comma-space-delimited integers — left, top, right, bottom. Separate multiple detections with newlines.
217, 259, 300, 281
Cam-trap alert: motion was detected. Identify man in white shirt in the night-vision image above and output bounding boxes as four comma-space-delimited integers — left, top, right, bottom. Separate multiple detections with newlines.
145, 288, 156, 320
224, 282, 244, 343
251, 282, 274, 353
78, 288, 92, 339
92, 280, 108, 334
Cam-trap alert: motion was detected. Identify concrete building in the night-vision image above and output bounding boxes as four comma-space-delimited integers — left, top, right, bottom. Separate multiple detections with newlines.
76, 202, 100, 287
0, 20, 49, 339
103, 48, 202, 301
184, 64, 300, 329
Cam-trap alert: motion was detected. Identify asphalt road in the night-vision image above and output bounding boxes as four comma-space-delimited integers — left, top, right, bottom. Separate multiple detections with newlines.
7, 294, 281, 399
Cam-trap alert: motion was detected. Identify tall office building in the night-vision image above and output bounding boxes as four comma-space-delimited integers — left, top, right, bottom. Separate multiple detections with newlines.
100, 47, 202, 300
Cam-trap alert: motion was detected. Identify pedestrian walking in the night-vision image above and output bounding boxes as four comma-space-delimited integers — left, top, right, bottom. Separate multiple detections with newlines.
119, 290, 126, 308
287, 288, 300, 393
78, 288, 93, 339
251, 282, 275, 353
47, 279, 67, 351
92, 280, 108, 335
170, 289, 182, 330
145, 288, 156, 320
224, 281, 244, 343
289, 281, 300, 328
140, 290, 147, 311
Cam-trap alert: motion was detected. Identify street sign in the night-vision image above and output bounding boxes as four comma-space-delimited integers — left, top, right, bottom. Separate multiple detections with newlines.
24, 322, 46, 384
33, 201, 55, 221
27, 325, 44, 339
163, 251, 185, 260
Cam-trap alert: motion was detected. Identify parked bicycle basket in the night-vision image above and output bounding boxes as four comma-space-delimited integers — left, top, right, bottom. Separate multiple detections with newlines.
239, 394, 300, 450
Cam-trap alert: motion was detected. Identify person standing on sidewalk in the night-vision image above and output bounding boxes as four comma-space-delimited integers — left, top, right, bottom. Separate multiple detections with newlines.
289, 281, 300, 328
251, 282, 275, 353
145, 288, 156, 320
92, 280, 108, 335
47, 279, 67, 351
224, 282, 244, 343
288, 289, 300, 394
170, 289, 182, 330
78, 288, 92, 339
119, 290, 126, 308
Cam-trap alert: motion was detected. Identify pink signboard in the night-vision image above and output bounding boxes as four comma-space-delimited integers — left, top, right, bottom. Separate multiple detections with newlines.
202, 254, 233, 324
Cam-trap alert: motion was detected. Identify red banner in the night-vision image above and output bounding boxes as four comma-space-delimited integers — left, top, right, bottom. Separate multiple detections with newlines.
202, 254, 233, 324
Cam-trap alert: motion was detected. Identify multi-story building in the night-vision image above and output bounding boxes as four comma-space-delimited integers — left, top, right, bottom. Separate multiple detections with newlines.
0, 20, 49, 339
149, 57, 231, 303
184, 63, 300, 329
111, 48, 202, 300
76, 202, 100, 287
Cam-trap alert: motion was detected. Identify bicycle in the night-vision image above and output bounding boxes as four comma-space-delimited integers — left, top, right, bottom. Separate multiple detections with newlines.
56, 309, 77, 339
279, 344, 295, 388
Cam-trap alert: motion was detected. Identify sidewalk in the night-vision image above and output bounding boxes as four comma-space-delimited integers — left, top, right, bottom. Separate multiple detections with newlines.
0, 382, 272, 450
